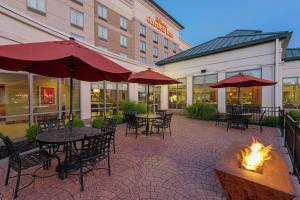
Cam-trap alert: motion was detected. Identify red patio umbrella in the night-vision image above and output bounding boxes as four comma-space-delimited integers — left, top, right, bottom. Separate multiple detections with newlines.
210, 73, 276, 104
128, 68, 180, 113
0, 38, 131, 127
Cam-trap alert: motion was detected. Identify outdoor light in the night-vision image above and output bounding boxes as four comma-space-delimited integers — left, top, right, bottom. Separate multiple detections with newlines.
238, 138, 272, 174
93, 88, 100, 93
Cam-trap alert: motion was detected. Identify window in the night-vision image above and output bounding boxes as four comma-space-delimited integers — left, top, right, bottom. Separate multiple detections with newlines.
120, 35, 128, 48
71, 0, 83, 5
120, 16, 128, 30
70, 33, 84, 41
98, 4, 107, 20
138, 85, 161, 112
91, 82, 128, 117
283, 78, 300, 109
27, 0, 46, 13
140, 24, 146, 37
70, 8, 83, 29
61, 78, 80, 117
164, 51, 169, 59
173, 42, 177, 53
119, 53, 128, 58
164, 37, 168, 48
226, 69, 262, 105
168, 78, 187, 109
140, 41, 146, 53
97, 45, 108, 51
98, 25, 108, 40
153, 47, 158, 58
153, 32, 158, 43
193, 74, 217, 104
140, 56, 146, 64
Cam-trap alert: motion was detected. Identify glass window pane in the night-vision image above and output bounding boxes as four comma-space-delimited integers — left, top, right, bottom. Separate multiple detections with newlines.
138, 85, 146, 103
61, 78, 80, 118
283, 78, 297, 108
193, 74, 217, 104
106, 82, 117, 116
0, 73, 29, 139
33, 75, 58, 122
91, 82, 104, 117
118, 83, 128, 104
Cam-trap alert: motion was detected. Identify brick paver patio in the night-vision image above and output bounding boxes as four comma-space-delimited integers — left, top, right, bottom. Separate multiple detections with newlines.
0, 115, 294, 199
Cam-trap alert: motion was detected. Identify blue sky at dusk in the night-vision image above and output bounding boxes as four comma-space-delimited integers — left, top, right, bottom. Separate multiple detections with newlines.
154, 0, 300, 48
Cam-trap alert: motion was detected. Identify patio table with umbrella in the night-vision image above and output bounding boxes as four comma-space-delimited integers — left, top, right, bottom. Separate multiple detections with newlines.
0, 38, 131, 174
128, 68, 180, 135
210, 73, 276, 105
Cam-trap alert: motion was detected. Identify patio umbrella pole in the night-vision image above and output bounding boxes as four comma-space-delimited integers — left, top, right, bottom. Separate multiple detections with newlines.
238, 86, 241, 105
147, 84, 150, 116
69, 59, 74, 132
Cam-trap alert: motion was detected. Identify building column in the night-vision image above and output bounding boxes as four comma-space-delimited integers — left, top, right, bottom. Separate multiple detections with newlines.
129, 83, 138, 102
262, 66, 274, 107
274, 39, 283, 109
217, 71, 226, 113
160, 85, 168, 109
186, 76, 193, 105
80, 81, 91, 122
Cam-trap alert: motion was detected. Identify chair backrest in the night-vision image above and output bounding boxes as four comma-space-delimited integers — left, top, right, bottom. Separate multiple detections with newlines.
156, 110, 167, 117
80, 129, 113, 160
0, 133, 20, 165
38, 120, 49, 133
162, 113, 173, 128
125, 109, 137, 116
227, 112, 242, 121
103, 118, 117, 129
124, 113, 137, 125
38, 119, 64, 133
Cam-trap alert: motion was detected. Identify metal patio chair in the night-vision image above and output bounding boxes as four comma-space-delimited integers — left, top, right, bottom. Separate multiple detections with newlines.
0, 133, 61, 199
124, 113, 145, 139
152, 113, 173, 139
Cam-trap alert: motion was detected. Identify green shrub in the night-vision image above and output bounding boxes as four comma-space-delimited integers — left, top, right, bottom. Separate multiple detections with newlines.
120, 100, 147, 114
92, 117, 104, 128
288, 110, 300, 121
25, 125, 39, 141
184, 104, 217, 120
262, 116, 280, 127
113, 115, 124, 124
65, 117, 85, 128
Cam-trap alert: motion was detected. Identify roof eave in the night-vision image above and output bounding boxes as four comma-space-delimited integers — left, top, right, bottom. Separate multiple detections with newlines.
156, 32, 292, 66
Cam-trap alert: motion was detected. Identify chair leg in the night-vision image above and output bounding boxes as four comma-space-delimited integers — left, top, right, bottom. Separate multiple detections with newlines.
14, 169, 21, 199
79, 162, 84, 192
135, 128, 138, 139
125, 126, 128, 136
169, 127, 171, 136
162, 128, 164, 139
108, 153, 111, 176
5, 163, 10, 185
113, 137, 116, 154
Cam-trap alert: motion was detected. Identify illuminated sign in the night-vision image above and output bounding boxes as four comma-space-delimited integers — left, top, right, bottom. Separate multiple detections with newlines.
146, 16, 173, 38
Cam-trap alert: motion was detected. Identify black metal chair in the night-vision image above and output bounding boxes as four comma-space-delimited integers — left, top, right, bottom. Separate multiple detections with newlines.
215, 112, 228, 125
152, 113, 173, 139
100, 118, 117, 153
67, 129, 113, 192
227, 112, 247, 132
0, 133, 61, 199
124, 113, 145, 139
259, 110, 266, 132
156, 109, 167, 117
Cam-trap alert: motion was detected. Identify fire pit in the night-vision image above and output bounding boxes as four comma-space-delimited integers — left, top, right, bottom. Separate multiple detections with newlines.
215, 139, 295, 200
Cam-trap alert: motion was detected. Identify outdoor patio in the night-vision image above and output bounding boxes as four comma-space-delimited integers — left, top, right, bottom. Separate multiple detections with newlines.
0, 115, 297, 200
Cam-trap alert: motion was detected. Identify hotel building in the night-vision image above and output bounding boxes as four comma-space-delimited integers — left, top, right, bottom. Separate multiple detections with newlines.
0, 1, 299, 140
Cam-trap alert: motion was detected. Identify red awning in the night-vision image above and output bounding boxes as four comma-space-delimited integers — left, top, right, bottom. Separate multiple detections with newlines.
128, 68, 180, 85
210, 73, 276, 88
0, 38, 131, 82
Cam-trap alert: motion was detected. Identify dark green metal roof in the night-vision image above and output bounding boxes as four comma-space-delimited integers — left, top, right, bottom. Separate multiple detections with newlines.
156, 30, 292, 66
284, 48, 300, 61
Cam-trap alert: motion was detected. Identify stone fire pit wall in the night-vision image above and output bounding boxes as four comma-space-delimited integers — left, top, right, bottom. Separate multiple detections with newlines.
215, 143, 295, 200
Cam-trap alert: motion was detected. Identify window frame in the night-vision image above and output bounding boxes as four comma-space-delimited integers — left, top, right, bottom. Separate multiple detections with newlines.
153, 46, 158, 58
120, 34, 128, 48
153, 31, 158, 43
120, 16, 128, 31
70, 8, 84, 29
27, 0, 46, 15
98, 3, 108, 21
98, 25, 108, 41
140, 40, 146, 53
164, 37, 168, 49
140, 24, 146, 37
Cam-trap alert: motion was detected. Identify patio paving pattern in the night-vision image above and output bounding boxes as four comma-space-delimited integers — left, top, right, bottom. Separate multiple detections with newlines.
0, 115, 293, 200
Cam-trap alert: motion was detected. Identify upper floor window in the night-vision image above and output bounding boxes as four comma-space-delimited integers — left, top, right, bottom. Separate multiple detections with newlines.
153, 32, 158, 43
27, 0, 46, 14
70, 33, 84, 41
140, 56, 146, 64
140, 24, 146, 37
71, 0, 83, 5
120, 35, 128, 48
173, 42, 177, 53
153, 47, 158, 58
70, 8, 84, 29
140, 41, 146, 53
164, 51, 169, 59
98, 25, 108, 40
98, 4, 107, 20
164, 37, 168, 48
120, 16, 128, 31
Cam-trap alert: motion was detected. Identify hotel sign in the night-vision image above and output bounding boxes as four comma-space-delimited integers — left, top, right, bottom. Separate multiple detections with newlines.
146, 16, 174, 38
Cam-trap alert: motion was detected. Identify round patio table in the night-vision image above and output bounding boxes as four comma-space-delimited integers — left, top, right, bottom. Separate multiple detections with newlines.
36, 127, 99, 176
137, 113, 161, 135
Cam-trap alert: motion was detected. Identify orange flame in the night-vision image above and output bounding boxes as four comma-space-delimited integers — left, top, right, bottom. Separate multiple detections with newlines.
240, 138, 272, 173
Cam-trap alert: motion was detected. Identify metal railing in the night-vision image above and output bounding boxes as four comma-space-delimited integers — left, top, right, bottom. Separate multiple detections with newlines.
284, 114, 300, 182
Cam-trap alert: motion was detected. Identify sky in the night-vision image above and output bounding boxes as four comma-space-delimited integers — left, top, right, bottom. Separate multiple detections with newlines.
154, 0, 300, 48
